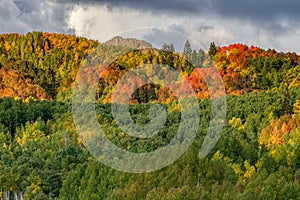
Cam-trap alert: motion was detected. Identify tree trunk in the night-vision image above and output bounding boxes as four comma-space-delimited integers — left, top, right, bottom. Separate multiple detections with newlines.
4, 191, 10, 200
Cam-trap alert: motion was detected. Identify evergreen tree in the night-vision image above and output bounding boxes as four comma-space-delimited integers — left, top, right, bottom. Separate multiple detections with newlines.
183, 40, 192, 57
208, 42, 217, 57
162, 43, 175, 52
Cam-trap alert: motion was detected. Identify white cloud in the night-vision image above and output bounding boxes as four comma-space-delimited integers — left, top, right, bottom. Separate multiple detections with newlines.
67, 5, 236, 51
0, 1, 299, 53
68, 5, 178, 42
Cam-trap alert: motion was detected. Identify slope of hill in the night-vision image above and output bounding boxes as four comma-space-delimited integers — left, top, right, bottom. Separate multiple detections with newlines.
1, 32, 300, 103
0, 32, 98, 99
104, 36, 152, 49
1, 32, 300, 199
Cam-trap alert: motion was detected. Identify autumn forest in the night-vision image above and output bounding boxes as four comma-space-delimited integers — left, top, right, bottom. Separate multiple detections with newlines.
1, 32, 300, 199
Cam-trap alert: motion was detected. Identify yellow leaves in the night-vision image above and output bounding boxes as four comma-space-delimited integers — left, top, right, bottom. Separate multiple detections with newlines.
180, 71, 189, 78
24, 97, 35, 103
230, 48, 239, 55
270, 149, 279, 160
259, 114, 300, 146
231, 163, 243, 175
77, 136, 83, 146
14, 96, 21, 101
229, 117, 244, 132
293, 100, 300, 114
266, 126, 300, 166
120, 132, 126, 138
286, 150, 295, 166
4, 41, 11, 52
167, 101, 181, 112
16, 136, 22, 146
243, 160, 255, 179
16, 120, 45, 147
16, 129, 45, 146
25, 176, 43, 195
212, 150, 223, 161
285, 65, 300, 88
288, 138, 295, 146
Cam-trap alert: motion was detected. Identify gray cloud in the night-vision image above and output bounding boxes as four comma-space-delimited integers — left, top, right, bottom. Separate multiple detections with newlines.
54, 0, 300, 38
212, 0, 300, 21
197, 25, 214, 33
55, 0, 209, 14
1, 0, 299, 53
4, 0, 300, 37
211, 0, 300, 36
55, 0, 300, 21
0, 0, 74, 34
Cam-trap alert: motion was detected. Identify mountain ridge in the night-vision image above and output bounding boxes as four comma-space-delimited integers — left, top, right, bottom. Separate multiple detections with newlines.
104, 36, 152, 49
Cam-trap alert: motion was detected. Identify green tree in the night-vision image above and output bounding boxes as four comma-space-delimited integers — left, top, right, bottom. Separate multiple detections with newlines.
183, 40, 192, 58
208, 42, 217, 57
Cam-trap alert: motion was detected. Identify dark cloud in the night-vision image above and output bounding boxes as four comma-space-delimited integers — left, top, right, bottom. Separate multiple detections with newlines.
1, 0, 299, 52
55, 0, 300, 21
212, 0, 300, 21
197, 25, 214, 32
0, 0, 74, 34
210, 0, 300, 35
4, 0, 300, 36
54, 0, 300, 36
54, 0, 213, 18
13, 0, 40, 13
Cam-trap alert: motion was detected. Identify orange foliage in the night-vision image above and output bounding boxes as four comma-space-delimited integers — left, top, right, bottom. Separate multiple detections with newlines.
0, 68, 49, 99
259, 115, 300, 146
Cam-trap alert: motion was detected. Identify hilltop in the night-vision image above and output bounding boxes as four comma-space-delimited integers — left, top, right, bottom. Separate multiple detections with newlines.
104, 36, 152, 49
0, 32, 300, 103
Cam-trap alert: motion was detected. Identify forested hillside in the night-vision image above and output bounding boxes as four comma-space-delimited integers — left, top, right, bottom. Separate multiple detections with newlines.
1, 32, 300, 102
1, 32, 300, 199
0, 32, 98, 99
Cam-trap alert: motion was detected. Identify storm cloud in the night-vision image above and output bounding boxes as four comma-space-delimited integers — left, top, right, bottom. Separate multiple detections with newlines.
55, 0, 300, 22
1, 0, 300, 52
58, 0, 300, 51
0, 0, 74, 34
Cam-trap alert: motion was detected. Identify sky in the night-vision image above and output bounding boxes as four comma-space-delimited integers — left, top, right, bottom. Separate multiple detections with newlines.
1, 0, 300, 52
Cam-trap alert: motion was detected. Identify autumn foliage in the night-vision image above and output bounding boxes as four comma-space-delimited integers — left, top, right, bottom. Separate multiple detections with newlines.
1, 32, 300, 104
259, 114, 300, 146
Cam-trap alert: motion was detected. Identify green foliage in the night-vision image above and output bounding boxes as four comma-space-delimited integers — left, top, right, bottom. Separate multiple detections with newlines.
0, 86, 299, 199
208, 42, 218, 57
2, 32, 300, 199
0, 32, 98, 99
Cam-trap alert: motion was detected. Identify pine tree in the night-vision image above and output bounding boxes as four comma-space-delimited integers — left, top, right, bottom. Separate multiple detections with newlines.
208, 42, 217, 57
183, 40, 192, 57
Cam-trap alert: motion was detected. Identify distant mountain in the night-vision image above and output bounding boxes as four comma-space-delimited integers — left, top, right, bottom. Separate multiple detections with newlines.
104, 36, 152, 49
